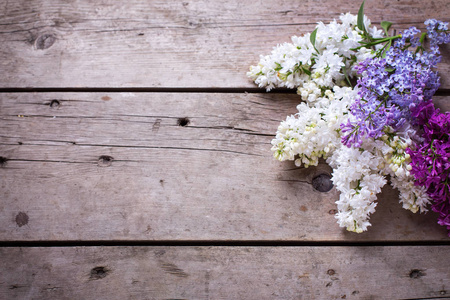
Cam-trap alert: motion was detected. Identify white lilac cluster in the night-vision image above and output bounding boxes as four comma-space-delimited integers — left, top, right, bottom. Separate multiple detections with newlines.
271, 85, 355, 168
247, 13, 383, 92
249, 13, 432, 233
328, 131, 429, 232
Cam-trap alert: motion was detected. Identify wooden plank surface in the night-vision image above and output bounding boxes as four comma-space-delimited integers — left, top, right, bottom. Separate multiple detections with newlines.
1, 92, 449, 241
1, 0, 449, 89
1, 246, 449, 299
1, 1, 450, 298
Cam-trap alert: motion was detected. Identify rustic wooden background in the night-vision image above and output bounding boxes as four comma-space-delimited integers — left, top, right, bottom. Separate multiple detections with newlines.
1, 0, 449, 299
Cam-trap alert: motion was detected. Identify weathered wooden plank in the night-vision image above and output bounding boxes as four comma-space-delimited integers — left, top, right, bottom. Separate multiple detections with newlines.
0, 0, 449, 89
0, 246, 449, 299
1, 93, 449, 241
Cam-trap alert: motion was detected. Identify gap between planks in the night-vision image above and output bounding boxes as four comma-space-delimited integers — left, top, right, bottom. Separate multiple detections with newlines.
0, 87, 449, 96
1, 240, 450, 248
0, 87, 291, 94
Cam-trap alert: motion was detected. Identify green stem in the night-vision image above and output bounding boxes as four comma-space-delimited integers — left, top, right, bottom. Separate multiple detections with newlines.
351, 34, 402, 51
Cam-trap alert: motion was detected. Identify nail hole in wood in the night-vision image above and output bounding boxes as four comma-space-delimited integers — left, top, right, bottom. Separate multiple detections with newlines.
328, 209, 338, 215
312, 174, 333, 192
98, 155, 113, 167
327, 269, 335, 276
409, 269, 425, 279
90, 266, 109, 280
0, 156, 7, 167
49, 99, 61, 108
35, 33, 56, 50
177, 117, 190, 127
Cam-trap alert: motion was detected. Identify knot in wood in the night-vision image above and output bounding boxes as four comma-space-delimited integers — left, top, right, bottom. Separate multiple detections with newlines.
90, 266, 109, 280
49, 99, 61, 108
312, 174, 333, 192
35, 34, 57, 50
15, 212, 29, 227
98, 155, 113, 167
409, 269, 426, 279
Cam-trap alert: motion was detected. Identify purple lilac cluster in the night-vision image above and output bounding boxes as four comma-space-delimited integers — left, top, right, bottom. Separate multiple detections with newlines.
341, 23, 445, 147
425, 19, 450, 46
406, 101, 450, 235
341, 19, 450, 234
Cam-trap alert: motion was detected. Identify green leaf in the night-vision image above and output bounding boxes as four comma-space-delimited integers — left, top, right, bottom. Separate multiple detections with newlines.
382, 41, 392, 58
381, 21, 392, 36
302, 67, 312, 76
357, 1, 366, 32
310, 28, 319, 53
342, 64, 353, 87
419, 32, 427, 44
274, 62, 282, 71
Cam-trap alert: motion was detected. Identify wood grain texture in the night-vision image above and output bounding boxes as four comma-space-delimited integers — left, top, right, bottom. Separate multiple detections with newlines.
2, 1, 449, 297
0, 246, 449, 299
0, 0, 449, 89
1, 92, 449, 241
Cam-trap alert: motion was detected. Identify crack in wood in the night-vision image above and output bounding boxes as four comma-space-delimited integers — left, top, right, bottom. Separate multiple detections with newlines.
159, 262, 189, 278
44, 286, 62, 291
9, 284, 28, 289
2, 114, 276, 135
401, 297, 450, 300
1, 143, 262, 163
187, 125, 272, 136
276, 179, 309, 184
5, 159, 100, 164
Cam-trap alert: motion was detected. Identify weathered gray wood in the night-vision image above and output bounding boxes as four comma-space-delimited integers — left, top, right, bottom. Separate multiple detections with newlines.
1, 93, 449, 241
1, 1, 449, 297
0, 246, 449, 299
0, 0, 449, 89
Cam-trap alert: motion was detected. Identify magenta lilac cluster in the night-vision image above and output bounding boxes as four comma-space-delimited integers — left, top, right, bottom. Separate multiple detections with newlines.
342, 19, 450, 234
407, 101, 450, 233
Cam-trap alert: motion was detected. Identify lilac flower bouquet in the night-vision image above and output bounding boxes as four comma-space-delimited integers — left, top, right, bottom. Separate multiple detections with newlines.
248, 2, 450, 234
